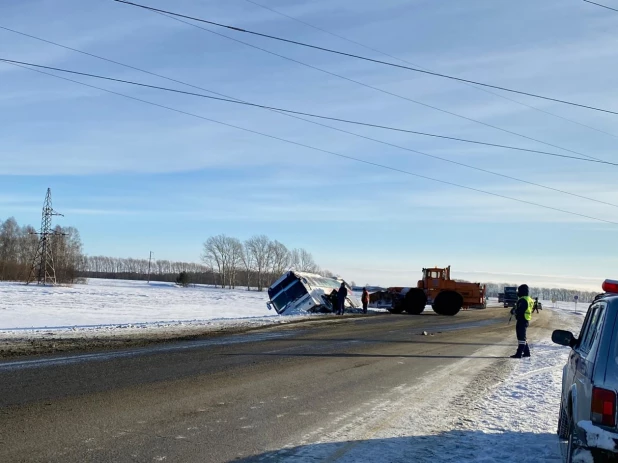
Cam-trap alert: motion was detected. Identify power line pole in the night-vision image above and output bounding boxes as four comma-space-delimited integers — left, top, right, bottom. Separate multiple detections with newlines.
26, 188, 66, 285
147, 251, 153, 283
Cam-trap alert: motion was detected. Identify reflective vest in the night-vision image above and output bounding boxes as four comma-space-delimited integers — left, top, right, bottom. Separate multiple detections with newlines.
519, 296, 534, 321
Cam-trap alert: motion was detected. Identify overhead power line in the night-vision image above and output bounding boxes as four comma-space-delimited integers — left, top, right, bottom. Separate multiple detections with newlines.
2, 57, 614, 168
7, 60, 618, 210
243, 0, 618, 141
115, 0, 618, 117
1, 31, 614, 213
145, 9, 606, 164
583, 0, 618, 12
1, 37, 615, 210
4, 60, 617, 225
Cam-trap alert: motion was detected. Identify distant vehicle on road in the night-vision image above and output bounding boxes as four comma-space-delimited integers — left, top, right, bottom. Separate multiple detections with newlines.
267, 271, 360, 315
552, 279, 618, 462
369, 266, 486, 316
503, 286, 518, 308
498, 292, 505, 303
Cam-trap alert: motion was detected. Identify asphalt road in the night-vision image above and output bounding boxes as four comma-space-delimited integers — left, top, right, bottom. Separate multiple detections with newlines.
0, 307, 555, 462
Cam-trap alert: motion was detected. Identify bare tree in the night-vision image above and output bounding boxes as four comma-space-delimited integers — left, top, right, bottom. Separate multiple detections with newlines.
246, 235, 273, 291
225, 237, 244, 289
202, 235, 227, 287
240, 240, 255, 290
269, 240, 290, 277
0, 217, 86, 283
289, 248, 301, 271
0, 217, 19, 280
298, 248, 318, 273
51, 226, 84, 283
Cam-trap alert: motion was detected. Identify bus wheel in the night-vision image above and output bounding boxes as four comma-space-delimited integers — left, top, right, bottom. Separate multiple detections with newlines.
404, 288, 427, 315
433, 291, 463, 316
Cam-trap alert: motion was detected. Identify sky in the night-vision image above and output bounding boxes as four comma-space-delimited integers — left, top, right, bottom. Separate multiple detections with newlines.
2, 0, 618, 291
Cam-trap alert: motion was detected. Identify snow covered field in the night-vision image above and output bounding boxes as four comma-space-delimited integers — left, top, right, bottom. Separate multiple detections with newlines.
0, 278, 380, 343
0, 278, 274, 329
0, 278, 381, 357
0, 278, 319, 356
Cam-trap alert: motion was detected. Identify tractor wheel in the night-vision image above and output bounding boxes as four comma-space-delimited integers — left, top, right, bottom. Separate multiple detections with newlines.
404, 288, 427, 315
433, 291, 463, 316
388, 303, 405, 314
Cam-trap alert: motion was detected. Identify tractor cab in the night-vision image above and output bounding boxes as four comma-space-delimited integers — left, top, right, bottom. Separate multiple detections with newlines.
419, 266, 451, 290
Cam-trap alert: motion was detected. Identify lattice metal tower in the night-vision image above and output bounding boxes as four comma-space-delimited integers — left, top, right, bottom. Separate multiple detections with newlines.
26, 188, 65, 285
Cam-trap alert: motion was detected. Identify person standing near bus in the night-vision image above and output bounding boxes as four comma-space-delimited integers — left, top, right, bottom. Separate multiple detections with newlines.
361, 287, 369, 314
337, 282, 348, 315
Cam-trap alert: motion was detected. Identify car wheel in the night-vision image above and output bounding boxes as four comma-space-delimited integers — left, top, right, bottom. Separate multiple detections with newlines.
566, 413, 583, 463
557, 404, 569, 439
566, 423, 574, 463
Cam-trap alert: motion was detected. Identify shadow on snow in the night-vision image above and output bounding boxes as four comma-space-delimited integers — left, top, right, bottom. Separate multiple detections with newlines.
226, 352, 512, 359
233, 430, 563, 463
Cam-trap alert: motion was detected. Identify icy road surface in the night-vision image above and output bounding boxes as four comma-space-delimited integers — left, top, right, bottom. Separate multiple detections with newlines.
239, 303, 583, 462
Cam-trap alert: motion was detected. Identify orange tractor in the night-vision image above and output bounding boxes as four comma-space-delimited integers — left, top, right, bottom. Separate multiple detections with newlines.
369, 266, 486, 316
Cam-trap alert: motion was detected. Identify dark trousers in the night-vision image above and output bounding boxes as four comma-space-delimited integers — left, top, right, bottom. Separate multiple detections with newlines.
362, 302, 368, 314
338, 299, 345, 314
515, 320, 530, 356
516, 320, 529, 342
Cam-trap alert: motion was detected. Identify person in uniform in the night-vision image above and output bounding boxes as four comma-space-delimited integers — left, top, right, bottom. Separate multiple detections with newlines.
510, 284, 533, 358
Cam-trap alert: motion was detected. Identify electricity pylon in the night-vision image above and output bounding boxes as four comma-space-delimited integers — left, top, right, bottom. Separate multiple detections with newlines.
26, 188, 65, 285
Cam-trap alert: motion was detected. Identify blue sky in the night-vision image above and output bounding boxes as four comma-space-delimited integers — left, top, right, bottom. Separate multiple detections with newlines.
2, 0, 618, 290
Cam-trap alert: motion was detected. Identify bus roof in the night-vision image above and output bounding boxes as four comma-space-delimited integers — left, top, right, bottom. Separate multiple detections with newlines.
268, 270, 342, 290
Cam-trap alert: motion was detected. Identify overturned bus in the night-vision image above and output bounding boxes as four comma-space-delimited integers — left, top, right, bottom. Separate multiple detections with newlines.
266, 271, 361, 315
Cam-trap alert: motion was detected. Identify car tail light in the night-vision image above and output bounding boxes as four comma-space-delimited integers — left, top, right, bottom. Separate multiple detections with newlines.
592, 387, 616, 427
602, 279, 618, 293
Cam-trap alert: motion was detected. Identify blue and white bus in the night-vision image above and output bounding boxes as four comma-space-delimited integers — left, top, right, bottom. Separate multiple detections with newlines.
267, 271, 360, 315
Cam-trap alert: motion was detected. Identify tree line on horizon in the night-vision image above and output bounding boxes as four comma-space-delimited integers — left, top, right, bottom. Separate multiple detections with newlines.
0, 217, 331, 290
82, 235, 333, 291
1, 217, 601, 301
0, 217, 84, 284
